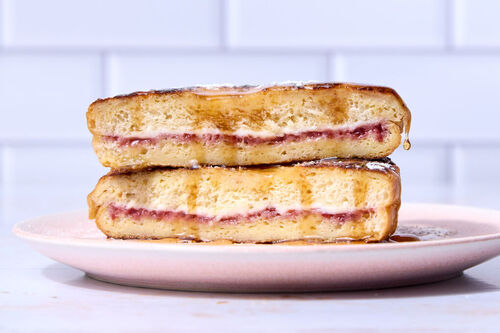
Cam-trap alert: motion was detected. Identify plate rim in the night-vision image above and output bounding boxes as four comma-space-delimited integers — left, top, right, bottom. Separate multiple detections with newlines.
12, 202, 500, 254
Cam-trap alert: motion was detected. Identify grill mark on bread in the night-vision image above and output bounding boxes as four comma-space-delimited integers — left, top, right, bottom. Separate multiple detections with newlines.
186, 169, 201, 239
354, 175, 369, 208
323, 90, 349, 125
295, 168, 315, 237
186, 170, 200, 212
298, 169, 313, 207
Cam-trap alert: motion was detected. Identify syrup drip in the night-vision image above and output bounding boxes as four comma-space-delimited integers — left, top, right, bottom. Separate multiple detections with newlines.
402, 108, 411, 150
190, 102, 207, 165
403, 138, 411, 150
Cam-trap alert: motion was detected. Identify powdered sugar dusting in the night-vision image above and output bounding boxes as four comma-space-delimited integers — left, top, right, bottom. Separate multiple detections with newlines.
365, 161, 393, 171
395, 225, 454, 241
298, 157, 397, 173
175, 80, 321, 91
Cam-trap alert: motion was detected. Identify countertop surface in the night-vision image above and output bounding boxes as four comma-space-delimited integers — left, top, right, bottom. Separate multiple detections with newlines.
2, 233, 500, 333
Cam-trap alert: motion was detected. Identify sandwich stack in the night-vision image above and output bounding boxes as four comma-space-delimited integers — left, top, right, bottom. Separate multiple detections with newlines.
87, 83, 411, 243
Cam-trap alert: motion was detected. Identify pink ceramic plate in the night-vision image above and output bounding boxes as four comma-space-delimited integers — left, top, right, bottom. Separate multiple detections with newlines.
13, 203, 500, 292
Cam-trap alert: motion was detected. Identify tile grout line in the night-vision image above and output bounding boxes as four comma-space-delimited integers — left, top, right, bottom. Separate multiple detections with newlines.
0, 144, 9, 226
219, 0, 227, 51
0, 0, 2, 51
331, 52, 345, 82
443, 142, 455, 204
444, 0, 455, 51
4, 46, 500, 56
451, 0, 464, 50
0, 0, 5, 51
324, 51, 332, 81
449, 144, 463, 205
0, 144, 3, 226
99, 51, 108, 97
0, 140, 91, 148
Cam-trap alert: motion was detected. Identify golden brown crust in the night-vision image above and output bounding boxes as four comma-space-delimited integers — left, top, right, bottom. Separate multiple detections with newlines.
89, 82, 408, 109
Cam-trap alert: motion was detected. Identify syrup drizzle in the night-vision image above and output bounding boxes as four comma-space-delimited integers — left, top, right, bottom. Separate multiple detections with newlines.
186, 168, 201, 239
354, 175, 369, 208
387, 234, 419, 242
296, 168, 314, 238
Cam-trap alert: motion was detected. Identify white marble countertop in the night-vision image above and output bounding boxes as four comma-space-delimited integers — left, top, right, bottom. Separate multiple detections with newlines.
1, 233, 500, 333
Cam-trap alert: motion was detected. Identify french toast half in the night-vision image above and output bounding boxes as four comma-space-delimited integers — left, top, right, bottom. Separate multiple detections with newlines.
88, 158, 401, 243
87, 83, 411, 169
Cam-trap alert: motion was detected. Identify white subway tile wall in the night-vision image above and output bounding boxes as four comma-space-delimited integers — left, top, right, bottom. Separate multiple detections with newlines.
3, 0, 221, 48
453, 146, 500, 208
0, 0, 499, 228
107, 53, 328, 95
453, 0, 500, 47
334, 54, 500, 141
1, 145, 106, 229
0, 0, 3, 46
0, 54, 101, 140
227, 0, 447, 49
390, 144, 452, 204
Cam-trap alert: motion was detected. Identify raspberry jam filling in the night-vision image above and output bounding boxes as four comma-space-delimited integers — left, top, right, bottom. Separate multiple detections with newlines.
109, 204, 374, 225
103, 122, 387, 147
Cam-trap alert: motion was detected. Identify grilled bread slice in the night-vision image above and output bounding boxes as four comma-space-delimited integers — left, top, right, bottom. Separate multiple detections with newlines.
87, 83, 411, 169
88, 158, 401, 243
